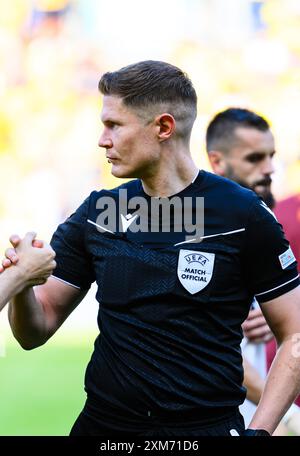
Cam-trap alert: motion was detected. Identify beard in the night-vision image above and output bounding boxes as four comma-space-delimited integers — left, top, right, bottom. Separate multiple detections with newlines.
256, 186, 275, 210
225, 167, 275, 209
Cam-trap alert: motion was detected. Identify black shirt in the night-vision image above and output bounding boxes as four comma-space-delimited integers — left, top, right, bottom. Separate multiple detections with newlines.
50, 170, 299, 417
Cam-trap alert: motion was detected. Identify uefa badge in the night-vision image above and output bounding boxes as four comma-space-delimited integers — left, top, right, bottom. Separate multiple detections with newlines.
177, 249, 215, 294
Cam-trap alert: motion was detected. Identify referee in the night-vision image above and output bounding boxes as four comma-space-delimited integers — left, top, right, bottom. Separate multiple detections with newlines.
4, 61, 300, 436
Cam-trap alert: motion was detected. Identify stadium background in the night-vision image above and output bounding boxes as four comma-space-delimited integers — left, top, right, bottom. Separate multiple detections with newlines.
1, 0, 300, 435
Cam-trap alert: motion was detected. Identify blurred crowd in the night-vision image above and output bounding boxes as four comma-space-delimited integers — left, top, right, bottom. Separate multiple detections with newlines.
0, 0, 104, 248
1, 0, 300, 251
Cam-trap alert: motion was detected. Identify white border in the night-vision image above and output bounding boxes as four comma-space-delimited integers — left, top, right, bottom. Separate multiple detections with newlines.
51, 275, 81, 290
255, 274, 299, 297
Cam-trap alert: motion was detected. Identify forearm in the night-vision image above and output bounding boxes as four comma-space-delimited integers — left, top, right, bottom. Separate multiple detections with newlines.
0, 276, 17, 312
249, 337, 300, 434
0, 268, 28, 311
8, 287, 48, 350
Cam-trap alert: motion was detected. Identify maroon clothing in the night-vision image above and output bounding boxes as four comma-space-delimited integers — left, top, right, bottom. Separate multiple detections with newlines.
266, 194, 300, 407
275, 194, 300, 265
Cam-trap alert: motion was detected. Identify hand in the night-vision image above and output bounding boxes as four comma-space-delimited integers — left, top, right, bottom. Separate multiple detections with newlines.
242, 308, 274, 344
0, 234, 43, 273
1, 232, 56, 289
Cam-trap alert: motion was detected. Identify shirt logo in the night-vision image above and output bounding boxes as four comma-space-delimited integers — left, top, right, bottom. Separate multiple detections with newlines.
177, 249, 215, 295
279, 247, 296, 269
120, 213, 138, 232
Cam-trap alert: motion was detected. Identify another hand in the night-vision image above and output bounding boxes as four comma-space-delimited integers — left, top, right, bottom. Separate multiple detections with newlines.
0, 232, 56, 289
242, 308, 273, 344
0, 234, 43, 273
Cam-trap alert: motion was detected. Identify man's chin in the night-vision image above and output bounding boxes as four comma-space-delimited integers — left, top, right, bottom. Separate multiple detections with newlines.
110, 164, 122, 176
111, 165, 134, 179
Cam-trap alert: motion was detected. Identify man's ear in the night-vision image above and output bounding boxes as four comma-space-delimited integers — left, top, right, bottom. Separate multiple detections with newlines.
155, 113, 176, 142
207, 150, 227, 176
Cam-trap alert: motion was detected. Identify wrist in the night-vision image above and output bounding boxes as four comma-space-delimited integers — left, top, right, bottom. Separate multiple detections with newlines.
4, 265, 29, 294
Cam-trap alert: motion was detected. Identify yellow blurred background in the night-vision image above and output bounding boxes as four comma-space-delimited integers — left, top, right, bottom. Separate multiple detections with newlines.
1, 0, 300, 249
1, 0, 300, 247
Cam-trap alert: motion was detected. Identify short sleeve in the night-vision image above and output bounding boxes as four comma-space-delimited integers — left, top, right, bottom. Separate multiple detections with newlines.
50, 195, 95, 290
243, 198, 299, 303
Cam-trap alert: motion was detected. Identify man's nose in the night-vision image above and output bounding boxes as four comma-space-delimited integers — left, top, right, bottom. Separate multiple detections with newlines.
98, 130, 112, 149
262, 156, 275, 175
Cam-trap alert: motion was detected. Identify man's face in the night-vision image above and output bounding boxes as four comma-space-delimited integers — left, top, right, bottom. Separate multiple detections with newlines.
98, 95, 160, 179
222, 127, 275, 208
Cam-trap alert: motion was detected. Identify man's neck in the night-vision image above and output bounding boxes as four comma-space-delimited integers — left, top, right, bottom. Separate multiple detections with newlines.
141, 153, 199, 197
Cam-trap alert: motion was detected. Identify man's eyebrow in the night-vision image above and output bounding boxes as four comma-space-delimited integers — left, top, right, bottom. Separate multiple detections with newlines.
244, 150, 276, 162
101, 117, 114, 124
246, 150, 276, 156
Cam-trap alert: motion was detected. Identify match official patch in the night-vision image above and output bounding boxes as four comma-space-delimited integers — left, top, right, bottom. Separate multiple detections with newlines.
279, 247, 296, 270
177, 249, 215, 294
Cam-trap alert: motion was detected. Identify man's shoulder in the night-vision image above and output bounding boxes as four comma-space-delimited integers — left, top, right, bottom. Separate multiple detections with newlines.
196, 170, 257, 204
193, 170, 262, 230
